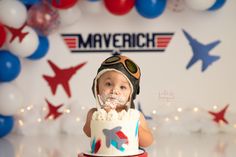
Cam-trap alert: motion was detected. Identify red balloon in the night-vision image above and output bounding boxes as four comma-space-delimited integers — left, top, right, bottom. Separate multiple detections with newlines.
0, 24, 6, 47
104, 0, 135, 15
50, 0, 78, 9
27, 1, 60, 36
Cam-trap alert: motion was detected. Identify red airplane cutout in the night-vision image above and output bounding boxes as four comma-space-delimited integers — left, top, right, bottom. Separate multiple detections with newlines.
43, 60, 86, 97
5, 23, 29, 43
208, 104, 229, 124
45, 99, 64, 120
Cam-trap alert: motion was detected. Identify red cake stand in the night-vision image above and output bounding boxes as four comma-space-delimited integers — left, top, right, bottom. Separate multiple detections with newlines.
78, 151, 148, 157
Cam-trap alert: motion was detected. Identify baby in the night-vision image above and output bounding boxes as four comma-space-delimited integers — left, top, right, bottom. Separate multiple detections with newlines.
83, 55, 153, 147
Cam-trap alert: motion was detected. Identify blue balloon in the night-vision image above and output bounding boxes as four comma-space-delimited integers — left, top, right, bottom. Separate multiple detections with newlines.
0, 50, 21, 82
27, 35, 49, 60
135, 0, 167, 19
20, 0, 40, 5
208, 0, 226, 11
0, 115, 14, 138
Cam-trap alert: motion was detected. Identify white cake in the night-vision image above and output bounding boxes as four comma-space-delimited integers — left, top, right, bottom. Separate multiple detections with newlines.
90, 109, 140, 156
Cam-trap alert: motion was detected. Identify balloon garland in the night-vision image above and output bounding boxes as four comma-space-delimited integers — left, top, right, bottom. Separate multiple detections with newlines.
0, 0, 227, 138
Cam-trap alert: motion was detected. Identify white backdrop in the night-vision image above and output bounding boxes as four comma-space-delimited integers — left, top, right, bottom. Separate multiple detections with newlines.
10, 0, 236, 135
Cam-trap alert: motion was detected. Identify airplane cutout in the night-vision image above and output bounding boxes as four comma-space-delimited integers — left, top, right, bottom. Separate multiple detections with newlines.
137, 102, 153, 120
44, 99, 64, 120
182, 29, 221, 72
208, 104, 229, 124
5, 23, 29, 43
43, 60, 86, 97
103, 126, 128, 151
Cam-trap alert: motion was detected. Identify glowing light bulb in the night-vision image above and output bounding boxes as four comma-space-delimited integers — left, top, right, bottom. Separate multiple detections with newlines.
213, 105, 218, 110
20, 108, 25, 113
152, 126, 156, 131
18, 120, 24, 126
165, 117, 170, 122
81, 106, 85, 110
193, 107, 199, 112
174, 116, 179, 121
27, 105, 33, 111
65, 109, 71, 113
37, 118, 42, 123
177, 108, 182, 112
76, 117, 80, 122
152, 110, 157, 114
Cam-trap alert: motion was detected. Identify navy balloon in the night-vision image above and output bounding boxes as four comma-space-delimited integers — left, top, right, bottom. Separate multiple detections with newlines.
0, 115, 14, 138
20, 0, 40, 5
208, 0, 226, 11
27, 35, 49, 60
135, 0, 167, 19
0, 50, 21, 82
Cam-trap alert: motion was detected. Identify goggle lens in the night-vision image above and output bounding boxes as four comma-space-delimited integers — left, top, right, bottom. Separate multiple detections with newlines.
125, 59, 138, 74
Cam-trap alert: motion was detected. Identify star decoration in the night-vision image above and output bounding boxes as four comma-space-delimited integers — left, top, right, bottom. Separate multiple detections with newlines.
43, 60, 86, 97
45, 99, 64, 120
182, 29, 221, 72
5, 23, 29, 43
208, 104, 229, 124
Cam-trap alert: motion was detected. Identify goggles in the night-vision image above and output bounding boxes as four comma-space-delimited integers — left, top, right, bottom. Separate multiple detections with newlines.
102, 55, 140, 80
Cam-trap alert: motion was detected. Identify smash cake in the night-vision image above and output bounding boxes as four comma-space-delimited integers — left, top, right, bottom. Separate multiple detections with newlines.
89, 108, 141, 156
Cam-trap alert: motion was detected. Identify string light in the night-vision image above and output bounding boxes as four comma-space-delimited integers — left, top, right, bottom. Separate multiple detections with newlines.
81, 106, 86, 110
152, 110, 157, 115
174, 116, 179, 121
177, 107, 183, 112
76, 117, 81, 122
213, 105, 218, 110
165, 117, 170, 122
20, 108, 25, 113
18, 120, 24, 126
65, 109, 71, 113
37, 118, 42, 123
193, 107, 199, 112
233, 124, 236, 128
27, 105, 33, 111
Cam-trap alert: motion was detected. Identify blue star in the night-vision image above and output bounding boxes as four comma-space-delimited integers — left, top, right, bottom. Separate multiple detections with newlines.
182, 29, 221, 72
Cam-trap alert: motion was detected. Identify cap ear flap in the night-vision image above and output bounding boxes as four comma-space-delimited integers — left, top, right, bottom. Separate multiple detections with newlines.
137, 85, 140, 95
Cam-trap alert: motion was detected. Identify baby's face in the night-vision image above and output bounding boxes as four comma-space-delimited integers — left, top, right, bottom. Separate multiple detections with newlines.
98, 71, 131, 109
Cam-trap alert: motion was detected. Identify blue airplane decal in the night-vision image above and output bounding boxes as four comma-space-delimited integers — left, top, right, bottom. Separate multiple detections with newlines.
182, 29, 221, 72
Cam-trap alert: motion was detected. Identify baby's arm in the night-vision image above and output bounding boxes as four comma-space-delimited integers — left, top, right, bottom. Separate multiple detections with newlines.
83, 108, 97, 137
138, 113, 153, 147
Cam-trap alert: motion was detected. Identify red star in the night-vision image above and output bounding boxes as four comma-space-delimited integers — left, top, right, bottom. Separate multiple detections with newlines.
5, 23, 29, 43
208, 104, 229, 124
45, 99, 64, 120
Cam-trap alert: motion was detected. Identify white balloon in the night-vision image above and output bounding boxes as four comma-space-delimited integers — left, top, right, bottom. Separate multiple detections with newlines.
58, 3, 81, 28
185, 0, 216, 11
80, 0, 103, 14
0, 0, 27, 28
0, 83, 23, 116
6, 26, 39, 58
